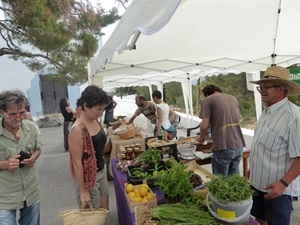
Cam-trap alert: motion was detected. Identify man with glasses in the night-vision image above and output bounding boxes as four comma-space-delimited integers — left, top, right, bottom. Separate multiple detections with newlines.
0, 90, 42, 225
249, 66, 300, 225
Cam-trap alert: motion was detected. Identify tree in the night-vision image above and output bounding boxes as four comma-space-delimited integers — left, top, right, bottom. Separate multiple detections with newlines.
0, 0, 125, 84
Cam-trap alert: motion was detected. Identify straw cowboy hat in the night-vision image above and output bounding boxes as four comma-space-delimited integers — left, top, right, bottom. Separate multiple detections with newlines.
250, 66, 300, 96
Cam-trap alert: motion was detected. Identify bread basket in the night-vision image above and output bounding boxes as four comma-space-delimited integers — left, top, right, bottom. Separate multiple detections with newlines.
117, 126, 137, 139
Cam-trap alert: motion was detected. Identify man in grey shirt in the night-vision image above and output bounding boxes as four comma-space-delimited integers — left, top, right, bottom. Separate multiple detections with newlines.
198, 84, 245, 176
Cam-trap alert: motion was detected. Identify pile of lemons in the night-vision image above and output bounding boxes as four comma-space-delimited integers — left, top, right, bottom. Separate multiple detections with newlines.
125, 183, 154, 203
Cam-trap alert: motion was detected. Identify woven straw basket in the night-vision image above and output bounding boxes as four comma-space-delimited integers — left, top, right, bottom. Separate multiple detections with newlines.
118, 126, 137, 139
60, 206, 110, 225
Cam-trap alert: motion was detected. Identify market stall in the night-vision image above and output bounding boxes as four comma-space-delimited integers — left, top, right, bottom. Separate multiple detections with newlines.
145, 136, 251, 178
111, 158, 259, 225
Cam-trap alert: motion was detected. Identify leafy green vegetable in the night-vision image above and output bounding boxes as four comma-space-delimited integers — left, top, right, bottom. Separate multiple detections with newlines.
134, 148, 162, 165
155, 159, 193, 202
130, 168, 152, 179
207, 174, 255, 202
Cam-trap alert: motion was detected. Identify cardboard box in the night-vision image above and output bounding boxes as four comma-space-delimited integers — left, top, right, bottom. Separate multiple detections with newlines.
124, 183, 157, 213
185, 160, 215, 183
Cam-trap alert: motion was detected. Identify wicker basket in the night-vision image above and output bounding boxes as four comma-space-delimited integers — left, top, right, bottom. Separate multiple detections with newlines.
118, 126, 137, 139
60, 205, 110, 225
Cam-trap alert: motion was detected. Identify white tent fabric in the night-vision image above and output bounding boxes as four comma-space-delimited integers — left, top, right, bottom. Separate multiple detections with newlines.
89, 0, 300, 125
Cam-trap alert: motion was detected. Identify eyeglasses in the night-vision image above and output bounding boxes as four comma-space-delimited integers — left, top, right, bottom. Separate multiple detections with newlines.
256, 85, 281, 92
3, 111, 27, 119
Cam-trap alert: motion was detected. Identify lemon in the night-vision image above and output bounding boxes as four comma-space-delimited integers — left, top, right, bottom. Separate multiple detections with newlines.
134, 188, 140, 194
128, 192, 136, 198
133, 196, 142, 203
140, 183, 149, 190
125, 184, 134, 193
147, 192, 154, 201
139, 187, 148, 197
142, 196, 148, 202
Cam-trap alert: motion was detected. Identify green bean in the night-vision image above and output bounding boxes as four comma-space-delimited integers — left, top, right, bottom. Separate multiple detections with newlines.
152, 203, 219, 225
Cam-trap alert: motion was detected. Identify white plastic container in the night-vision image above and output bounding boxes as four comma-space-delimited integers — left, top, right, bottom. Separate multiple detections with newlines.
176, 144, 196, 156
206, 192, 253, 225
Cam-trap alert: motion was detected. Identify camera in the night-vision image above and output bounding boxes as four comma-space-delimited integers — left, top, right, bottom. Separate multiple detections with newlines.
19, 150, 31, 168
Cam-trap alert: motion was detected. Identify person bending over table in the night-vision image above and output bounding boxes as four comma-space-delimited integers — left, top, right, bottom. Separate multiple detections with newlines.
128, 95, 157, 125
198, 84, 245, 176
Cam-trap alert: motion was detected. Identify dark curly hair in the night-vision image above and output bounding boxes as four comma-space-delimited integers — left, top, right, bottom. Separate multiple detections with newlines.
80, 85, 110, 110
202, 84, 222, 97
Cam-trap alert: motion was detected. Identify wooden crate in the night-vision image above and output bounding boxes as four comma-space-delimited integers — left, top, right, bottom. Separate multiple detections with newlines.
185, 160, 215, 183
124, 183, 157, 213
194, 141, 213, 153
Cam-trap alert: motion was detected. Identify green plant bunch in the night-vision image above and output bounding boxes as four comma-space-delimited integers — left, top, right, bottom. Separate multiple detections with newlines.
207, 174, 255, 202
134, 148, 163, 165
155, 158, 193, 202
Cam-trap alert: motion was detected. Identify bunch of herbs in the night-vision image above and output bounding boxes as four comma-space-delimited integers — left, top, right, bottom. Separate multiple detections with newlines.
207, 174, 254, 202
134, 148, 162, 165
155, 158, 193, 202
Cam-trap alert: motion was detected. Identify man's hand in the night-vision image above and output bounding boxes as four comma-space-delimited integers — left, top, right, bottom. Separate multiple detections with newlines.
198, 136, 205, 143
6, 155, 21, 171
20, 155, 36, 167
264, 180, 286, 199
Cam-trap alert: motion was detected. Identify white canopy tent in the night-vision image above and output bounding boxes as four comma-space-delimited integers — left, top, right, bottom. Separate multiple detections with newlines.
88, 0, 300, 126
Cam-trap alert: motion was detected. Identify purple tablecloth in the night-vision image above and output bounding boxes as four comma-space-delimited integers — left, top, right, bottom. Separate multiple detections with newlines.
112, 158, 165, 225
111, 158, 259, 225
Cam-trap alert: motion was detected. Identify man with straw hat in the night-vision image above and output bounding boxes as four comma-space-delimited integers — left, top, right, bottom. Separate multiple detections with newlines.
249, 66, 300, 225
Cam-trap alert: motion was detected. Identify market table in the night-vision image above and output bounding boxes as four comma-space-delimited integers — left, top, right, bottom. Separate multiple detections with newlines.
109, 134, 145, 177
111, 158, 165, 225
111, 158, 259, 225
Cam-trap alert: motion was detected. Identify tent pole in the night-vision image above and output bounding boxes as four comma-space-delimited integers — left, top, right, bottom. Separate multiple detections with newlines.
148, 85, 153, 101
181, 81, 191, 128
196, 78, 201, 113
187, 78, 194, 127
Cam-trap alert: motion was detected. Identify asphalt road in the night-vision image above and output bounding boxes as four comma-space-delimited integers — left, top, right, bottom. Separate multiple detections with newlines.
36, 126, 118, 225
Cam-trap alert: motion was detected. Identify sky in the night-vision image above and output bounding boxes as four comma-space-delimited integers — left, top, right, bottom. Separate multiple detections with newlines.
0, 1, 125, 95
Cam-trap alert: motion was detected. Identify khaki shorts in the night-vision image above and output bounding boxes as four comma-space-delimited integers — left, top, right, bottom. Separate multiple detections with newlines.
74, 164, 109, 208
